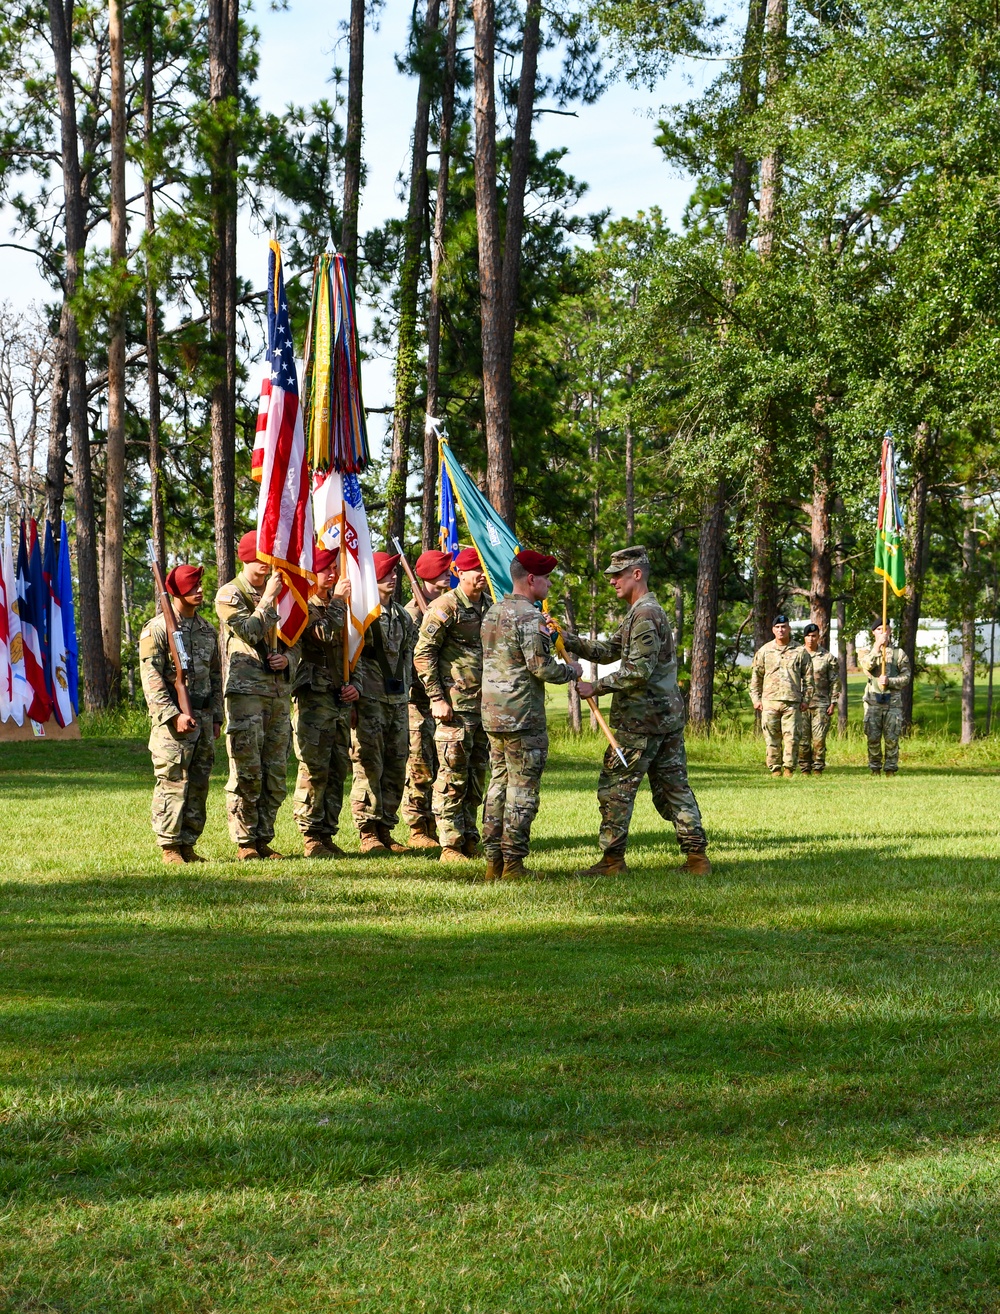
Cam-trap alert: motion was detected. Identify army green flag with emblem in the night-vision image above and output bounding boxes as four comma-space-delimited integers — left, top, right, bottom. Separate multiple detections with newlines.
874, 434, 906, 597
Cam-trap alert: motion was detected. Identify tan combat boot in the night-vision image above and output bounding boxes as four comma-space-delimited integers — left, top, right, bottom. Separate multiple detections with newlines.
376, 823, 410, 854
181, 846, 206, 863
161, 846, 186, 866
501, 856, 536, 880
256, 843, 285, 860
358, 824, 389, 855
407, 823, 439, 850
575, 853, 628, 878
303, 836, 334, 859
462, 836, 483, 858
683, 851, 712, 876
484, 852, 504, 882
236, 845, 261, 861
326, 840, 347, 857
439, 846, 470, 863
782, 767, 795, 779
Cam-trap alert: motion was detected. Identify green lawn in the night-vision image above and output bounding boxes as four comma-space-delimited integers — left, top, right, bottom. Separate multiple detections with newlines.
2, 725, 1000, 1311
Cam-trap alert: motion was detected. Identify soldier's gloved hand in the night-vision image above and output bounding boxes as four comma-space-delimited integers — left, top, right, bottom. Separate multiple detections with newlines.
567, 659, 584, 679
576, 680, 595, 700
175, 712, 197, 734
340, 683, 360, 704
267, 651, 289, 671
431, 698, 453, 722
334, 576, 352, 603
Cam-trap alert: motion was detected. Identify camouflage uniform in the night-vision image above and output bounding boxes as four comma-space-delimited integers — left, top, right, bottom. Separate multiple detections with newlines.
749, 640, 815, 772
481, 593, 575, 859
291, 595, 359, 844
216, 573, 293, 847
413, 586, 489, 849
350, 598, 416, 833
799, 648, 842, 773
139, 611, 223, 850
564, 593, 707, 859
859, 642, 911, 772
401, 597, 437, 834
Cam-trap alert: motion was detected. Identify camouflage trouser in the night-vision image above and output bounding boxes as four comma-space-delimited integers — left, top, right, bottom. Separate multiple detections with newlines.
864, 702, 902, 771
350, 699, 408, 829
292, 689, 352, 839
798, 707, 832, 773
148, 711, 216, 848
762, 703, 800, 771
483, 731, 548, 860
597, 729, 707, 858
432, 712, 490, 849
224, 692, 291, 845
402, 705, 437, 828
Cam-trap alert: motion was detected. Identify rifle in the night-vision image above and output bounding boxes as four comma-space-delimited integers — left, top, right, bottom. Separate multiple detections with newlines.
543, 600, 628, 769
147, 540, 194, 721
391, 535, 429, 615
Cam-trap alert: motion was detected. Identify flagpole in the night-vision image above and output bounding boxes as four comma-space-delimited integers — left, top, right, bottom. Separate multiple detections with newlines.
882, 573, 888, 675
340, 498, 350, 685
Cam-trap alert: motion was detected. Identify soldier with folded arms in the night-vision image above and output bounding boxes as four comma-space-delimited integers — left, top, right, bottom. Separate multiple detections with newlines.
401, 549, 455, 849
215, 530, 294, 861
140, 563, 223, 865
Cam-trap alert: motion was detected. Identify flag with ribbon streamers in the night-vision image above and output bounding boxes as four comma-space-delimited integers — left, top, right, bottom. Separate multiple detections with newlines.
253, 240, 315, 645
874, 433, 906, 598
303, 253, 370, 474
313, 470, 381, 670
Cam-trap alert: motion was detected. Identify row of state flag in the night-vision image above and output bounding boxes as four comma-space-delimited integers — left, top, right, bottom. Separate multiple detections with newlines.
0, 517, 78, 727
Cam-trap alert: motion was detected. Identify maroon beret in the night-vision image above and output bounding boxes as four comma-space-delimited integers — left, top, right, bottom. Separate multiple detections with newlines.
313, 546, 338, 573
454, 547, 482, 572
373, 551, 400, 582
237, 530, 261, 564
515, 549, 558, 576
415, 549, 454, 580
166, 564, 204, 598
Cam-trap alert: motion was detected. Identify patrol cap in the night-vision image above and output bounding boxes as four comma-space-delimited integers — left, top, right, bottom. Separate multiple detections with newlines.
772, 613, 790, 625
604, 545, 649, 576
803, 622, 819, 636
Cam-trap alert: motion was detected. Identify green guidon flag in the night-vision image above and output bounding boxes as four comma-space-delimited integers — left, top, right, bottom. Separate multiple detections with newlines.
437, 435, 520, 601
874, 433, 906, 597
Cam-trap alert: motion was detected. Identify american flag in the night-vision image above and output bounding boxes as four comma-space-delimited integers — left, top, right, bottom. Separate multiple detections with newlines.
253, 240, 314, 645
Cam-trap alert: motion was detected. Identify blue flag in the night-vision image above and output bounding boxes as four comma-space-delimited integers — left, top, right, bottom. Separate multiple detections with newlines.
58, 521, 79, 715
439, 462, 460, 559
438, 441, 521, 601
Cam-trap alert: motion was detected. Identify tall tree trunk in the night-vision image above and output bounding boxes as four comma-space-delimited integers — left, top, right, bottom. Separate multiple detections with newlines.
834, 498, 848, 733
387, 0, 441, 548
961, 490, 976, 744
688, 477, 726, 731
587, 396, 600, 730
624, 358, 635, 543
340, 0, 365, 285
809, 417, 833, 646
900, 422, 931, 730
422, 0, 459, 549
473, 0, 512, 526
45, 319, 69, 526
143, 13, 166, 573
757, 0, 786, 259
103, 0, 127, 701
49, 0, 107, 709
208, 0, 238, 586
689, 0, 765, 726
752, 489, 778, 653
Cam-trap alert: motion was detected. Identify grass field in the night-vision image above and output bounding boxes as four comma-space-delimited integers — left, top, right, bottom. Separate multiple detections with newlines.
3, 713, 1000, 1311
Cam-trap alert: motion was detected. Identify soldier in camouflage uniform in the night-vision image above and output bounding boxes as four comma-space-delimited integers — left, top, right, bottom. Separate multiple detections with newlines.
215, 530, 294, 860
401, 549, 454, 849
350, 551, 417, 854
749, 615, 815, 776
568, 546, 710, 877
798, 622, 842, 774
413, 546, 490, 863
139, 563, 223, 864
480, 550, 581, 880
290, 547, 360, 858
859, 621, 911, 775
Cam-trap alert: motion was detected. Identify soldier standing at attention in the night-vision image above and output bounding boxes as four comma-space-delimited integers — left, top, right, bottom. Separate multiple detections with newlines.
401, 549, 454, 850
413, 546, 490, 864
798, 622, 841, 775
290, 547, 360, 858
860, 621, 911, 776
139, 563, 223, 865
481, 550, 581, 880
351, 551, 417, 854
215, 530, 293, 861
569, 546, 710, 877
749, 614, 814, 777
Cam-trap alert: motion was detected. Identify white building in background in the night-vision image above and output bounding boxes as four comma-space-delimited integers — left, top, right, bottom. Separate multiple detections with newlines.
732, 619, 1000, 667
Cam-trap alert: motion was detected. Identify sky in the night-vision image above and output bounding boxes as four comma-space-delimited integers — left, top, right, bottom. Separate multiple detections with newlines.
3, 0, 707, 435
